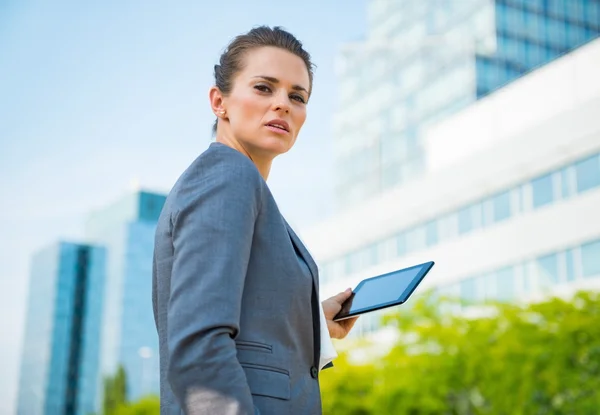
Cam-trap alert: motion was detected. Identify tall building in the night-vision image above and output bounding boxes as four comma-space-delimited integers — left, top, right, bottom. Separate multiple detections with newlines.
305, 35, 600, 338
16, 242, 106, 415
334, 0, 600, 209
85, 190, 166, 403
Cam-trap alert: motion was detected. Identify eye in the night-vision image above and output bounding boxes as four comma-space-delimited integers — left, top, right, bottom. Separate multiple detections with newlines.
291, 94, 306, 104
254, 84, 271, 93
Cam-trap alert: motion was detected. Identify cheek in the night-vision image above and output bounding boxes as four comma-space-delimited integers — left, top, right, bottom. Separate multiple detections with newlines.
294, 109, 307, 132
236, 93, 266, 119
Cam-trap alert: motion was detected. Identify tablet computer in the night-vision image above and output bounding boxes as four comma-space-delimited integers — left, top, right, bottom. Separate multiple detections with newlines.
333, 261, 435, 321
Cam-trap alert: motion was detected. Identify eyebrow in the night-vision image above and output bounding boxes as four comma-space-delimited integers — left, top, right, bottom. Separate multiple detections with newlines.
253, 75, 309, 94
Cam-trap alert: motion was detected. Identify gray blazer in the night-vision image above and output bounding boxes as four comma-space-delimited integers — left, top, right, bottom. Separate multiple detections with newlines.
152, 142, 324, 415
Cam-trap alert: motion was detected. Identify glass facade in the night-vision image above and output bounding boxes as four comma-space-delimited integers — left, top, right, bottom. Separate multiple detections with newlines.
334, 0, 600, 209
442, 235, 600, 304
349, 233, 600, 339
320, 151, 600, 286
477, 0, 600, 96
86, 191, 166, 404
16, 242, 105, 415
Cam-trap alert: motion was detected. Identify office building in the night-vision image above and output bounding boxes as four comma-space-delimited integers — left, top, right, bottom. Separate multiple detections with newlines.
305, 37, 600, 338
16, 242, 106, 415
85, 190, 166, 403
334, 0, 600, 209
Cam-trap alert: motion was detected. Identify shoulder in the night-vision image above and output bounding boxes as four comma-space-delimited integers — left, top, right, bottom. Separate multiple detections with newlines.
202, 142, 263, 184
170, 142, 264, 211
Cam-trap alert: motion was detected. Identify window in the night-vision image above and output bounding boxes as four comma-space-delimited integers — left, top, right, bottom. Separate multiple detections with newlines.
536, 253, 559, 286
390, 105, 407, 131
460, 277, 478, 303
544, 47, 559, 62
495, 3, 506, 28
382, 164, 403, 190
491, 190, 511, 223
496, 267, 515, 301
458, 203, 482, 234
482, 273, 496, 301
380, 237, 397, 263
332, 259, 345, 282
396, 232, 407, 256
561, 166, 575, 198
503, 36, 519, 62
565, 249, 576, 282
531, 173, 554, 208
402, 156, 423, 183
457, 206, 472, 234
437, 283, 459, 299
402, 60, 423, 89
425, 220, 438, 247
502, 5, 519, 33
525, 10, 541, 42
510, 187, 522, 215
405, 127, 419, 153
381, 130, 407, 165
406, 226, 426, 252
523, 0, 544, 13
525, 42, 545, 68
367, 244, 379, 268
439, 213, 458, 241
574, 154, 600, 193
520, 262, 532, 293
581, 240, 600, 278
547, 17, 567, 49
565, 2, 584, 23
548, 0, 566, 19
585, 2, 600, 29
566, 23, 588, 47
344, 253, 356, 275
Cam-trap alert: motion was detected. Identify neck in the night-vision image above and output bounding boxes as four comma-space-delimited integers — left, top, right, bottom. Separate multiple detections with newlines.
215, 135, 272, 181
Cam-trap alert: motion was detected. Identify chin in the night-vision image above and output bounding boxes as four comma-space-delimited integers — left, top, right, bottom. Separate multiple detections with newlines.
256, 136, 294, 157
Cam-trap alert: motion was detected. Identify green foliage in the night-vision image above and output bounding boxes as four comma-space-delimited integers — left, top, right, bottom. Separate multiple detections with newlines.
97, 365, 159, 415
320, 290, 600, 414
114, 396, 160, 415
103, 365, 128, 415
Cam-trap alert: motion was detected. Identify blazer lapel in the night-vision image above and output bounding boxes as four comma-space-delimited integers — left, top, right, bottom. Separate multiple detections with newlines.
283, 220, 319, 291
283, 219, 322, 368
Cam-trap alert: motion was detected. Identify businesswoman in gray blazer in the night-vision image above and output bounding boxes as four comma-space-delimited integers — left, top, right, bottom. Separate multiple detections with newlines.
152, 26, 358, 414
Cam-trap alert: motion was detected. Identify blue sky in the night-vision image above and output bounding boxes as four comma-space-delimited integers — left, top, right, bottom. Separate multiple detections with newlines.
0, 1, 366, 412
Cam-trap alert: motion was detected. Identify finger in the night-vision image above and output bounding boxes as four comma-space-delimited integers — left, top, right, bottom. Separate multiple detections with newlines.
342, 316, 359, 331
331, 288, 353, 303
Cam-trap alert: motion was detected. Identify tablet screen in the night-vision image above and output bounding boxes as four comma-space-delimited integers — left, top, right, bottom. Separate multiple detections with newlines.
348, 266, 422, 313
334, 261, 434, 320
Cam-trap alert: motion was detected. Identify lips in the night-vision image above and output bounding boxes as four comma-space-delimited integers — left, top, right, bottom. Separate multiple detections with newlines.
265, 119, 290, 132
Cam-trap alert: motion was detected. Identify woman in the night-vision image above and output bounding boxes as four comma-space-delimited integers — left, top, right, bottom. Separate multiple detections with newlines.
152, 26, 358, 415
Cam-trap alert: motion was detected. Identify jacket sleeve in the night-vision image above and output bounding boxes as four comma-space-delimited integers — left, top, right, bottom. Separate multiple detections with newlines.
167, 161, 263, 415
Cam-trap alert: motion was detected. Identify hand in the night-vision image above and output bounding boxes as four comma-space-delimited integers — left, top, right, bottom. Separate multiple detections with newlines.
322, 288, 359, 340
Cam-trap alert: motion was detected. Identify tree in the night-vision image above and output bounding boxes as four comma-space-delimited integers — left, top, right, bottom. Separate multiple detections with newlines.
94, 365, 159, 415
114, 396, 160, 415
320, 290, 600, 414
103, 365, 128, 415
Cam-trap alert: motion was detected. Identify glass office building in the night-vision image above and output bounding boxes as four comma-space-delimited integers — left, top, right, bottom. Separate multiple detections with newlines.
305, 35, 600, 339
16, 242, 106, 415
85, 190, 166, 404
322, 150, 600, 290
334, 0, 600, 209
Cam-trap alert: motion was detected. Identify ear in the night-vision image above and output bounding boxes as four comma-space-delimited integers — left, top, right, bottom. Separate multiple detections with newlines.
209, 86, 227, 117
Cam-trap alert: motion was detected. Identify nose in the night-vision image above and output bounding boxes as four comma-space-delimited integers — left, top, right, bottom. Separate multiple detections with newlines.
272, 93, 290, 113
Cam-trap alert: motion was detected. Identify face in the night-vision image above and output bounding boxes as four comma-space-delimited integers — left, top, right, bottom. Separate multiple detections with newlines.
213, 46, 310, 159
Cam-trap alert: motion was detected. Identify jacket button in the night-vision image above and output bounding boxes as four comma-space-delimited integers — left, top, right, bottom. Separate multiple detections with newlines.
310, 366, 318, 379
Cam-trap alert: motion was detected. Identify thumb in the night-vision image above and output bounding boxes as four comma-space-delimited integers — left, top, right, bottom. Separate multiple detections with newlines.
332, 288, 353, 304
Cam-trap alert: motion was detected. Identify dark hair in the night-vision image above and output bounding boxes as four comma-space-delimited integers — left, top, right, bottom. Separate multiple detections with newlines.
212, 25, 315, 134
